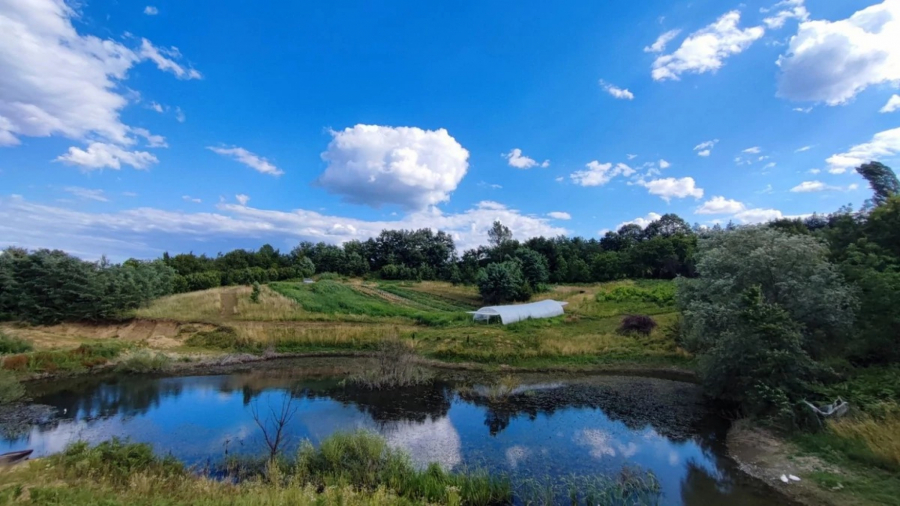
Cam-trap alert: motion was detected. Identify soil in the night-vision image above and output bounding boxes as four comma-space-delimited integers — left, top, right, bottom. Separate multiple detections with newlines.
727, 419, 858, 506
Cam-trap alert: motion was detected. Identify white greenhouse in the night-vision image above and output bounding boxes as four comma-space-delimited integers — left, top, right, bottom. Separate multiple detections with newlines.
468, 299, 568, 325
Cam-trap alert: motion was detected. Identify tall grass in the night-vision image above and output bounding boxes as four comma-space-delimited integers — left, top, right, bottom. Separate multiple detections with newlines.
595, 281, 675, 306
346, 339, 431, 389
0, 369, 24, 404
829, 413, 900, 471
116, 352, 173, 374
0, 332, 33, 354
0, 435, 509, 506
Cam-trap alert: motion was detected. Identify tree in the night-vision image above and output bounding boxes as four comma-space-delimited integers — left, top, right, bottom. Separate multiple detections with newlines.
250, 395, 298, 460
476, 261, 529, 304
856, 161, 899, 207
487, 220, 512, 248
514, 248, 549, 290
643, 213, 691, 239
676, 227, 857, 359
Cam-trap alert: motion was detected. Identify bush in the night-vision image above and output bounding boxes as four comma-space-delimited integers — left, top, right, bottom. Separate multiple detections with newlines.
1, 354, 28, 371
476, 261, 530, 304
0, 369, 24, 404
116, 352, 172, 374
0, 333, 33, 354
617, 315, 657, 336
58, 439, 183, 485
250, 282, 261, 303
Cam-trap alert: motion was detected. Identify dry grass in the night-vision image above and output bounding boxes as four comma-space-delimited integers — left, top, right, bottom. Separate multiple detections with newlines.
830, 413, 900, 468
135, 288, 223, 322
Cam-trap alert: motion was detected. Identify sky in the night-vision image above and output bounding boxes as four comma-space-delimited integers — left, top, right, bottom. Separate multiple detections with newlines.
1, 0, 899, 260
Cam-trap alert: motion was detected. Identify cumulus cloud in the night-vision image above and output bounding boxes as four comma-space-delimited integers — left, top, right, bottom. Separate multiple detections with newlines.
777, 1, 900, 105
733, 208, 785, 223
0, 0, 200, 148
208, 146, 284, 176
651, 11, 764, 81
130, 127, 167, 148
882, 94, 900, 113
64, 187, 108, 202
138, 39, 202, 80
148, 102, 165, 113
695, 196, 746, 214
0, 195, 566, 260
658, 159, 671, 169
235, 194, 250, 206
617, 212, 662, 230
547, 211, 571, 220
144, 6, 158, 15
644, 29, 682, 53
599, 80, 634, 100
503, 148, 547, 169
569, 161, 634, 187
175, 107, 186, 123
317, 125, 469, 210
639, 177, 704, 201
56, 142, 158, 170
762, 0, 809, 29
825, 127, 900, 174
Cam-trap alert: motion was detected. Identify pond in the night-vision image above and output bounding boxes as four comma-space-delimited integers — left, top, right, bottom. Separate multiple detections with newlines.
2, 358, 781, 505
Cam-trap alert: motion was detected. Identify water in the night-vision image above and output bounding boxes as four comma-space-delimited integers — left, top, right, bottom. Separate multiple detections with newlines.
2, 358, 779, 505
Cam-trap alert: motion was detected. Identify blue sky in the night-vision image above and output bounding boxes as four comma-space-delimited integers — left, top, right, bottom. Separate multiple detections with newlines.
1, 0, 899, 259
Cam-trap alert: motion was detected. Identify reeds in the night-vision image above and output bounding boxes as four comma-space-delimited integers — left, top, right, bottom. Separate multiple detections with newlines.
830, 411, 900, 470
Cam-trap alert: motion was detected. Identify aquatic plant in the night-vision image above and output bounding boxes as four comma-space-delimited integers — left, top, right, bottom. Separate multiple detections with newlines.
115, 352, 172, 374
346, 339, 431, 389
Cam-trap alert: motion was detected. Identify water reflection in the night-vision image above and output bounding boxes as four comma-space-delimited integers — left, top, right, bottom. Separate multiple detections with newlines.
4, 359, 777, 505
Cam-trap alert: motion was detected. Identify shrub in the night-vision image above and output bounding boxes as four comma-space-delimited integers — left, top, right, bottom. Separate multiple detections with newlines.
0, 333, 33, 354
250, 282, 261, 303
58, 439, 183, 485
1, 354, 28, 371
476, 261, 530, 304
596, 283, 675, 305
116, 352, 172, 374
617, 315, 657, 336
347, 339, 430, 389
185, 327, 261, 353
0, 369, 24, 404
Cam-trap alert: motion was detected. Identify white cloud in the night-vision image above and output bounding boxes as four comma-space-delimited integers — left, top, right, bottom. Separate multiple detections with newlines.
175, 107, 186, 123
644, 29, 682, 53
130, 127, 167, 148
144, 6, 158, 15
235, 194, 250, 206
651, 11, 764, 81
694, 139, 718, 157
617, 212, 662, 230
808, 168, 821, 174
123, 192, 138, 197
0, 0, 199, 154
759, 184, 774, 194
503, 148, 544, 169
796, 145, 812, 152
148, 102, 165, 113
56, 142, 158, 170
547, 211, 571, 220
825, 127, 900, 174
790, 180, 855, 192
762, 0, 809, 29
182, 195, 201, 203
0, 196, 566, 259
554, 176, 564, 182
762, 161, 777, 170
881, 94, 900, 113
599, 80, 634, 100
658, 159, 671, 169
208, 146, 284, 176
638, 177, 704, 201
318, 125, 469, 210
695, 196, 746, 214
569, 161, 634, 187
777, 1, 900, 105
64, 187, 107, 202
138, 39, 201, 80
793, 107, 813, 113
743, 146, 761, 154
627, 154, 638, 160
733, 208, 784, 224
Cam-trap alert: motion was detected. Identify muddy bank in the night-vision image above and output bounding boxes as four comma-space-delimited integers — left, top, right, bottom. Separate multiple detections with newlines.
727, 420, 855, 506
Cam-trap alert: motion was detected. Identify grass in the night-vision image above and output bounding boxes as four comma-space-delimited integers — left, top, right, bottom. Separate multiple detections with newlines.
0, 434, 509, 506
0, 369, 24, 404
0, 332, 33, 354
115, 351, 173, 374
1, 341, 130, 374
346, 339, 432, 389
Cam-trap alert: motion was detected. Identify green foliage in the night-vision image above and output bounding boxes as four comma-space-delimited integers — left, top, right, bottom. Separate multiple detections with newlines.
487, 220, 512, 248
0, 369, 24, 404
677, 227, 857, 358
294, 431, 510, 504
57, 439, 184, 486
596, 281, 675, 305
250, 282, 261, 303
699, 287, 823, 427
115, 352, 172, 374
856, 161, 900, 208
475, 261, 530, 304
0, 249, 175, 324
0, 332, 33, 354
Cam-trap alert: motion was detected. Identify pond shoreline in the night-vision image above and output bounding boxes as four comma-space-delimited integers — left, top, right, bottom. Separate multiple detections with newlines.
18, 349, 699, 384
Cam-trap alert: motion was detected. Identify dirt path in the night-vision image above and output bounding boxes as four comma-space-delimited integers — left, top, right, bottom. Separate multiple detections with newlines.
220, 290, 238, 318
